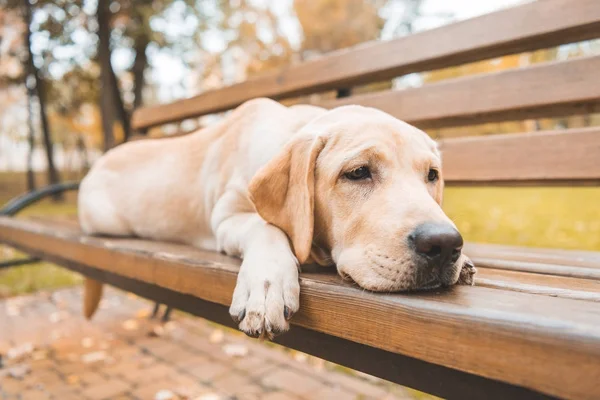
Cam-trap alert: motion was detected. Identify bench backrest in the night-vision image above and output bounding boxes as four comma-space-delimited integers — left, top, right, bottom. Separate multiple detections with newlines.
131, 0, 600, 186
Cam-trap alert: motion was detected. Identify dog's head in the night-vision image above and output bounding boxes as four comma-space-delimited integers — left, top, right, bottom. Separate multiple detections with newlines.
249, 105, 467, 292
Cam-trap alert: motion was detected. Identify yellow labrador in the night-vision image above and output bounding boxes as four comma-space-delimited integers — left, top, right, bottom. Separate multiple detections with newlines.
79, 98, 475, 338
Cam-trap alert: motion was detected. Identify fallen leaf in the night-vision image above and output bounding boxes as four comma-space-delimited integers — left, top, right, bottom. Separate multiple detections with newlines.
31, 350, 48, 361
147, 325, 165, 338
154, 389, 176, 400
6, 305, 20, 317
193, 394, 221, 400
122, 319, 139, 331
8, 364, 31, 379
81, 351, 107, 364
313, 358, 325, 371
164, 321, 177, 331
294, 352, 308, 363
136, 308, 151, 319
50, 330, 62, 341
222, 344, 248, 357
209, 330, 224, 344
49, 311, 69, 323
66, 375, 80, 385
6, 343, 34, 360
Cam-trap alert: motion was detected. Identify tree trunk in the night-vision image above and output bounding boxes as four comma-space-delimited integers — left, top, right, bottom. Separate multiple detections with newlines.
25, 86, 36, 191
131, 34, 149, 135
109, 62, 131, 141
24, 0, 61, 197
97, 0, 116, 152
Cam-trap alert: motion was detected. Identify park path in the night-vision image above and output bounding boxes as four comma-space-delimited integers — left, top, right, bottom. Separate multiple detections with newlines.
0, 286, 418, 400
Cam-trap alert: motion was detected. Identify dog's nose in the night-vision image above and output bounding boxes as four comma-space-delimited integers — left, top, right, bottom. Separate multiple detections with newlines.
409, 222, 463, 266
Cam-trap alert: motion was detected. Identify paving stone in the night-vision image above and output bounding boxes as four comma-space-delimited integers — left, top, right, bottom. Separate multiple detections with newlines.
187, 361, 229, 382
326, 371, 390, 398
121, 363, 178, 384
260, 391, 299, 400
0, 287, 408, 400
81, 378, 130, 400
310, 385, 360, 400
261, 368, 325, 396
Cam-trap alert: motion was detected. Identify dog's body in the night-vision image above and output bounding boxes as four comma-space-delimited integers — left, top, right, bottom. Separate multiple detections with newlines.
79, 98, 475, 338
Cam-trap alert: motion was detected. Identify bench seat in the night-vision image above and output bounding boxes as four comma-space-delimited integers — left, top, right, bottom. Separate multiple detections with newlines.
1, 215, 599, 399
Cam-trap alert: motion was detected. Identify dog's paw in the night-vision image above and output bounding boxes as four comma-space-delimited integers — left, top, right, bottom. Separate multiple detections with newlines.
229, 262, 300, 340
457, 255, 477, 285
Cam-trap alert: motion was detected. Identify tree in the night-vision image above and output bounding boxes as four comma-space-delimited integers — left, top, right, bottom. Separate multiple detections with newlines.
23, 0, 61, 196
97, 0, 118, 151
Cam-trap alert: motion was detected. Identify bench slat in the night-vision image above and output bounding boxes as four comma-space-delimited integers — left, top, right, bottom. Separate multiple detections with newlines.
324, 55, 600, 129
465, 242, 600, 270
131, 0, 600, 129
476, 268, 600, 302
440, 127, 600, 184
1, 216, 600, 399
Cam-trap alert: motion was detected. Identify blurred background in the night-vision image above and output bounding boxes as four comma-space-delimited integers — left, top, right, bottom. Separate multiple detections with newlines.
0, 0, 599, 297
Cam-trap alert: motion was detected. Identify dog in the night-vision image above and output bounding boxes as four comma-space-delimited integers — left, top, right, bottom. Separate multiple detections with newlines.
78, 98, 476, 338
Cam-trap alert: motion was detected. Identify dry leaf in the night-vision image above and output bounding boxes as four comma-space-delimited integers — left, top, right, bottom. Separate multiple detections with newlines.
6, 305, 20, 317
49, 311, 69, 323
209, 330, 224, 344
147, 325, 165, 338
81, 338, 94, 348
136, 308, 151, 319
81, 351, 107, 364
122, 319, 139, 331
294, 352, 308, 363
7, 343, 34, 360
222, 344, 248, 357
313, 358, 325, 371
50, 330, 62, 341
8, 364, 30, 379
31, 350, 48, 361
193, 393, 221, 400
66, 375, 80, 385
164, 321, 177, 331
154, 389, 176, 400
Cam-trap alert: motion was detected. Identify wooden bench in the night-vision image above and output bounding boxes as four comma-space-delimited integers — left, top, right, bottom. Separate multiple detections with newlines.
2, 0, 600, 398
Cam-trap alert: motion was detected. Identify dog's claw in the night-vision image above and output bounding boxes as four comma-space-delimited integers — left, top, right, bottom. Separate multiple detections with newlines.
458, 257, 477, 286
284, 306, 293, 321
244, 329, 261, 339
230, 309, 246, 323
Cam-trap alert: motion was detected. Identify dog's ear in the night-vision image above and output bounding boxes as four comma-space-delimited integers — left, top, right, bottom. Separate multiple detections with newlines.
248, 135, 326, 264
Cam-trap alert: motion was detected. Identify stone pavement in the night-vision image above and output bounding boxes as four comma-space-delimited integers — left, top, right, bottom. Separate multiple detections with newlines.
0, 286, 423, 400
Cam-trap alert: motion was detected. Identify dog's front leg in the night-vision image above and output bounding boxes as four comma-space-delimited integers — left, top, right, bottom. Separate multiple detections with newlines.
215, 212, 300, 339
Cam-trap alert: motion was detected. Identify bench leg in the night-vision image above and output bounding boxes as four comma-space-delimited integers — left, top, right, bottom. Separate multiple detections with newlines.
150, 303, 173, 322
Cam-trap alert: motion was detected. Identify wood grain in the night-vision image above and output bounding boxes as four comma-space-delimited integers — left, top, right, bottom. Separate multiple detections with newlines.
476, 268, 600, 301
1, 217, 600, 399
465, 242, 600, 269
324, 55, 600, 129
439, 127, 600, 184
131, 0, 600, 129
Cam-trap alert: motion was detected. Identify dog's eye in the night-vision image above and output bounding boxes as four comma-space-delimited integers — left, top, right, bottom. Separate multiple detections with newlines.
344, 166, 371, 180
427, 168, 439, 182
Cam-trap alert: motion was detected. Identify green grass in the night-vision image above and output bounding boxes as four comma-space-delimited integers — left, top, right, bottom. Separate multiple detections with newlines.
444, 187, 600, 251
0, 172, 80, 298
